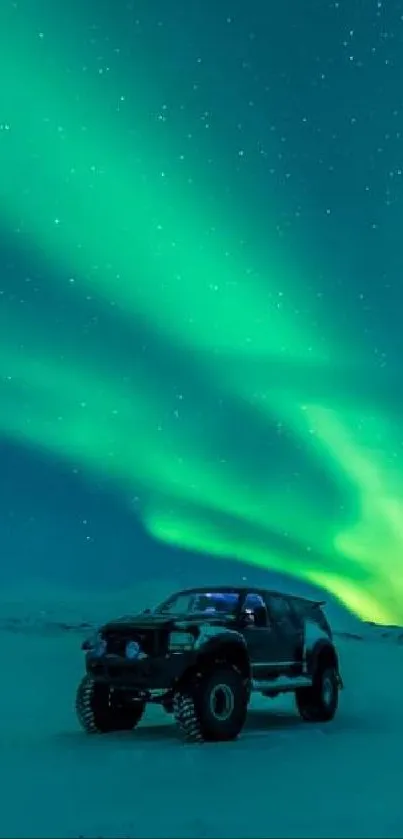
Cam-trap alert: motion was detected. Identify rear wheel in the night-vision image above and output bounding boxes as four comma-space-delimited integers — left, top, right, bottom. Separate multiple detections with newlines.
173, 666, 249, 743
76, 676, 145, 733
296, 665, 339, 722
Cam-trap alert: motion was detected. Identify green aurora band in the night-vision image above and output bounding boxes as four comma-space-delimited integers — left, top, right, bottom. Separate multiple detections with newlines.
1, 4, 403, 624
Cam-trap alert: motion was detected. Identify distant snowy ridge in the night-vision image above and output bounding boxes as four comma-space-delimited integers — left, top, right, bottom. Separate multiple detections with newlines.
0, 615, 94, 634
1, 612, 403, 645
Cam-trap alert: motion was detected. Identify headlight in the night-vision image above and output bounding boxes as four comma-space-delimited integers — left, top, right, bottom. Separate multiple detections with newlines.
168, 631, 195, 650
95, 636, 107, 656
125, 640, 141, 660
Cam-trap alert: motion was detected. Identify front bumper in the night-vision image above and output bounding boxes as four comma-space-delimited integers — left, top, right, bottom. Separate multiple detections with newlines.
86, 650, 196, 690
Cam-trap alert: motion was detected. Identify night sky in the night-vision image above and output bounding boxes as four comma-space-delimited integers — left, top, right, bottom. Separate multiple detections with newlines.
1, 0, 403, 623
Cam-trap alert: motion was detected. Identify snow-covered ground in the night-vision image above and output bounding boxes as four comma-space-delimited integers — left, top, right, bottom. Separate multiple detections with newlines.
0, 605, 402, 838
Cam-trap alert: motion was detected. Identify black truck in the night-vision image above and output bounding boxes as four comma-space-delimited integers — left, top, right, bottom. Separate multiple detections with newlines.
76, 586, 343, 743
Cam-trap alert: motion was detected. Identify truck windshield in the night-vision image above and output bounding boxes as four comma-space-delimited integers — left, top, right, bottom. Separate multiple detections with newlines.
156, 590, 240, 615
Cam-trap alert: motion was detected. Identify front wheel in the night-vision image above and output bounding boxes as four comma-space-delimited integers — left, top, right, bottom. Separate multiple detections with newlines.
173, 666, 249, 743
76, 676, 145, 734
296, 666, 339, 723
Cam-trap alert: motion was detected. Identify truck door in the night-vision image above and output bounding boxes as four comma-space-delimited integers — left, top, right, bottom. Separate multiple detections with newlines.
240, 592, 278, 681
264, 594, 303, 674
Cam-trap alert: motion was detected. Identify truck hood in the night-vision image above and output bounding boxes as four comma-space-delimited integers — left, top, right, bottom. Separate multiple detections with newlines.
102, 612, 236, 633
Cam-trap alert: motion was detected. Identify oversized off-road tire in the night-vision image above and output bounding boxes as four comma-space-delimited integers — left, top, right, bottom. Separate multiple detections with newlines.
76, 676, 145, 734
172, 666, 248, 743
296, 665, 339, 723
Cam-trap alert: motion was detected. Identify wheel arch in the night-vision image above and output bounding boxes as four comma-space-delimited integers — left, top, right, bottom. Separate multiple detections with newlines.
308, 639, 339, 679
176, 635, 251, 689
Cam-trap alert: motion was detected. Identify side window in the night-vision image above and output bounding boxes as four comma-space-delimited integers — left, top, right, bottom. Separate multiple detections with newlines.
244, 592, 265, 609
286, 599, 303, 627
243, 593, 268, 627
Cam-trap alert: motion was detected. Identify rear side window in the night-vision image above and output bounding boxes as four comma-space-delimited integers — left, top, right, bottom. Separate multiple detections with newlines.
291, 599, 331, 635
289, 599, 305, 619
265, 595, 283, 620
266, 595, 293, 623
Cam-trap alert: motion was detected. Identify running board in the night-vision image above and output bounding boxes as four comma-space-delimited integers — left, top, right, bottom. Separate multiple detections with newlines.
252, 675, 312, 693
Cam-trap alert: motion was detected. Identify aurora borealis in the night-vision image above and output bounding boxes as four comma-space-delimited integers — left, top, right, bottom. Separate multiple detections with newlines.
1, 0, 403, 623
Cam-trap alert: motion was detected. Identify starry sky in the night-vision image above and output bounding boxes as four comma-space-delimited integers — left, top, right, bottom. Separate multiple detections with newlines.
1, 0, 403, 623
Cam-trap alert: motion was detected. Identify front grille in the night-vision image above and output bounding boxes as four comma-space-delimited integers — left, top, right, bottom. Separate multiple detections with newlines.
105, 629, 161, 657
89, 661, 149, 683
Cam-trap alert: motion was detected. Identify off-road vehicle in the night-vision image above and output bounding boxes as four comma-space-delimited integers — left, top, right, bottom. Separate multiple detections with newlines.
76, 586, 343, 743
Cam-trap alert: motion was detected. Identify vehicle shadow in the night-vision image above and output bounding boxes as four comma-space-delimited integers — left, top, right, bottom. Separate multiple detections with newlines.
245, 709, 302, 732
132, 709, 302, 742
55, 707, 303, 750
